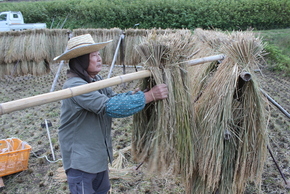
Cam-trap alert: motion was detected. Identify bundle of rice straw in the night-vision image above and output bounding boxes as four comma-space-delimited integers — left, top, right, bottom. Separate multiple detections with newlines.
24, 29, 49, 63
0, 32, 8, 64
123, 29, 148, 67
132, 29, 198, 176
3, 31, 25, 64
124, 28, 176, 66
133, 28, 268, 194
0, 29, 68, 78
188, 29, 268, 194
46, 29, 69, 62
0, 29, 87, 78
112, 146, 131, 169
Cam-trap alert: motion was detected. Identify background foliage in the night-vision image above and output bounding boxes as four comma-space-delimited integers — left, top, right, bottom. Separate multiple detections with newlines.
0, 0, 289, 75
0, 0, 289, 30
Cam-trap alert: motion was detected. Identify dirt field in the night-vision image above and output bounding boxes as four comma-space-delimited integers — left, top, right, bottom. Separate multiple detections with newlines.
0, 63, 289, 194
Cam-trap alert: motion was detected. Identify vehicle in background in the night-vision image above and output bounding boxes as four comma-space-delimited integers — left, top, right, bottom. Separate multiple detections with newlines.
0, 11, 46, 31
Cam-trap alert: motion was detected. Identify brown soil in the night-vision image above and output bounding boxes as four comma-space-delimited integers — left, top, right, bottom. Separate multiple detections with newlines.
0, 64, 289, 194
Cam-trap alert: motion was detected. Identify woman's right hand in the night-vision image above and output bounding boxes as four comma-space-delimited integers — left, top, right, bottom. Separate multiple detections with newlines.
144, 84, 168, 103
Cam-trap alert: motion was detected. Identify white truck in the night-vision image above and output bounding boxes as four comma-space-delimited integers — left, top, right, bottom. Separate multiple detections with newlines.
0, 11, 46, 31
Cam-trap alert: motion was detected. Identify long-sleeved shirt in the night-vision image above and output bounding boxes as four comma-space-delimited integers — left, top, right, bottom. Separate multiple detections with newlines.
59, 75, 145, 173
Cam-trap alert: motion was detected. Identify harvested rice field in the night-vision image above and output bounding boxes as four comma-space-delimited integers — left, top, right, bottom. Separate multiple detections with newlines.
0, 63, 289, 194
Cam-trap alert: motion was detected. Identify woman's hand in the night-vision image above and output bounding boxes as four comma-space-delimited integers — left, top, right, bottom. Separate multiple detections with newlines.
144, 84, 168, 103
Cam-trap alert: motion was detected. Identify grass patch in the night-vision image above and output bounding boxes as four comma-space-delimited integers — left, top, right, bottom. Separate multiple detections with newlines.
258, 28, 290, 55
264, 44, 290, 75
257, 28, 290, 76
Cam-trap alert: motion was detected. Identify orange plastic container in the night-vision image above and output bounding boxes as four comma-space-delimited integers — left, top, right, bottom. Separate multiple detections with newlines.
0, 138, 31, 177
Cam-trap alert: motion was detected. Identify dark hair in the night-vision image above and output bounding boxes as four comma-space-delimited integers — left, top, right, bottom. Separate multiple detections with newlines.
69, 54, 91, 83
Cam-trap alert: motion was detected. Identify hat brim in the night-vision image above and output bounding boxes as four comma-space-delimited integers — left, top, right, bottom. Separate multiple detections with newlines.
53, 40, 113, 61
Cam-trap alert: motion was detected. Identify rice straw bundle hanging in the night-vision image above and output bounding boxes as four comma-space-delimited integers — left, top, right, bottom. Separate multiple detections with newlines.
73, 28, 122, 42
1, 32, 13, 64
20, 61, 29, 75
194, 28, 229, 51
3, 32, 18, 76
31, 61, 38, 76
25, 29, 49, 63
47, 29, 68, 62
4, 62, 22, 77
0, 65, 4, 78
101, 28, 122, 65
0, 32, 9, 64
0, 33, 10, 78
132, 30, 198, 177
91, 29, 106, 41
73, 29, 91, 37
2, 31, 28, 77
123, 28, 192, 66
13, 61, 23, 76
153, 28, 180, 36
188, 29, 229, 108
0, 64, 9, 78
0, 29, 66, 78
123, 29, 149, 66
187, 29, 268, 194
39, 60, 50, 76
3, 31, 25, 64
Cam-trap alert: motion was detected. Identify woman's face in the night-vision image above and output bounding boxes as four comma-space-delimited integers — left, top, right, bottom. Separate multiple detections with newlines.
87, 51, 102, 77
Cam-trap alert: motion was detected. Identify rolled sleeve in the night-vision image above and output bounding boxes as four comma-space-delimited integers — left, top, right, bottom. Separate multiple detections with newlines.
106, 91, 146, 118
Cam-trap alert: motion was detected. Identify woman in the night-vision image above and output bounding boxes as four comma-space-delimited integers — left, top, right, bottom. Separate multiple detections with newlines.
54, 34, 168, 194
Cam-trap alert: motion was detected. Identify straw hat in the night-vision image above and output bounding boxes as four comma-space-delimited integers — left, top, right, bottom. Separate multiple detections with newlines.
54, 34, 113, 61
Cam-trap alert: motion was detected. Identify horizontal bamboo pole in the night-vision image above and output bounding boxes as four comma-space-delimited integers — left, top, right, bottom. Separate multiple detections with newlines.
0, 54, 224, 115
239, 72, 251, 81
0, 70, 151, 115
187, 54, 225, 66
